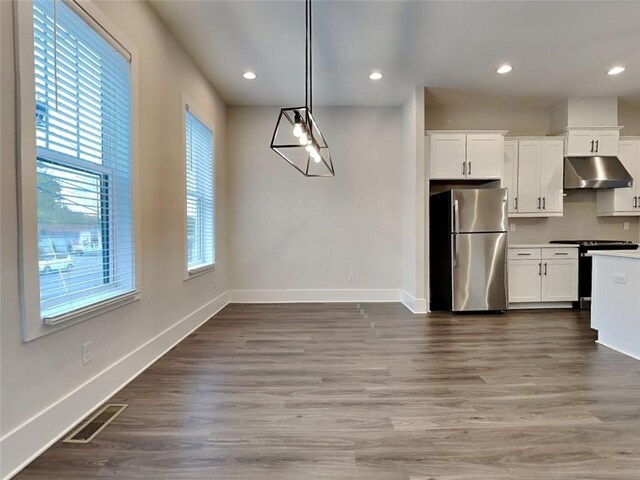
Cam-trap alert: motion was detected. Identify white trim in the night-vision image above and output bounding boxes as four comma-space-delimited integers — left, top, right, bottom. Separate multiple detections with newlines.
181, 93, 216, 281
508, 302, 574, 310
425, 130, 509, 135
596, 341, 640, 362
229, 289, 404, 304
42, 290, 140, 326
0, 291, 230, 480
14, 0, 141, 341
400, 291, 428, 314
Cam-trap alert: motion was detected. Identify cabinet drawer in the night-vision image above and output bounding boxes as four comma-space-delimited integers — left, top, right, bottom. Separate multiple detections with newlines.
508, 248, 541, 260
542, 248, 578, 260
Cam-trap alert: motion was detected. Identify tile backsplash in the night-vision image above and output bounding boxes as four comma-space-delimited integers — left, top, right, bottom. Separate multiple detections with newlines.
508, 190, 640, 244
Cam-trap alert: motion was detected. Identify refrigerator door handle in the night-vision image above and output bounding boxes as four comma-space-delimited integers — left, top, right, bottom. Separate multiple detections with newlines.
452, 234, 458, 267
453, 200, 460, 233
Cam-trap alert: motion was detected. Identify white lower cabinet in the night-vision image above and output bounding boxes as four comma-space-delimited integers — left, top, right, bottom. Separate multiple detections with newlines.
508, 259, 542, 302
508, 247, 578, 307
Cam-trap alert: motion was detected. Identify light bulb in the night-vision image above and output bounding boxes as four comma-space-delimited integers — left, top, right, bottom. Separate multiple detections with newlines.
299, 132, 309, 145
292, 123, 303, 138
306, 144, 321, 163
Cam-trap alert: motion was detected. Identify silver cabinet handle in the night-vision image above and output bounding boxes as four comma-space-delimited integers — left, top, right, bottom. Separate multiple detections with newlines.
537, 197, 541, 209
538, 263, 542, 276
468, 162, 472, 175
634, 196, 638, 208
590, 140, 595, 153
517, 253, 531, 256
462, 162, 466, 176
555, 252, 568, 256
544, 262, 547, 276
543, 197, 546, 210
595, 140, 599, 153
515, 197, 518, 210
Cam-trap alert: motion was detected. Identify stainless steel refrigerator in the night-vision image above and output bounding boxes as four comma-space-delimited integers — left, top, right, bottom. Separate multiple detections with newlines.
430, 188, 508, 312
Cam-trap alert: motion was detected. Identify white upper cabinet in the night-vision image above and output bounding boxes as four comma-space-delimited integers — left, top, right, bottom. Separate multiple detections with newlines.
539, 140, 564, 214
506, 138, 564, 217
597, 138, 640, 216
566, 128, 620, 156
429, 133, 467, 179
503, 140, 518, 214
466, 134, 504, 179
427, 131, 506, 180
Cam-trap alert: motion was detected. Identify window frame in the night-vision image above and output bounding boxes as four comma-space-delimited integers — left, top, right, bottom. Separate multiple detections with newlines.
181, 94, 216, 280
15, 0, 141, 341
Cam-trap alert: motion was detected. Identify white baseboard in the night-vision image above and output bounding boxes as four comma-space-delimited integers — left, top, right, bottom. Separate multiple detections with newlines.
0, 291, 230, 480
228, 288, 404, 304
596, 341, 640, 362
400, 290, 428, 314
508, 302, 574, 310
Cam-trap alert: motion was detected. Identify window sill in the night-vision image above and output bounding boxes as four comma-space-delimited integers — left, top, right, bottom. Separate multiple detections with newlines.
43, 290, 141, 326
185, 263, 216, 281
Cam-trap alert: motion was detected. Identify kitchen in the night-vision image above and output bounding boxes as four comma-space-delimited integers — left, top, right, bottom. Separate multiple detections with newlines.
426, 95, 640, 359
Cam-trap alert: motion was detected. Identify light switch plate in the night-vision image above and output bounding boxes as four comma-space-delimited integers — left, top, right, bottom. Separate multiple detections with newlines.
510, 223, 516, 232
623, 222, 630, 231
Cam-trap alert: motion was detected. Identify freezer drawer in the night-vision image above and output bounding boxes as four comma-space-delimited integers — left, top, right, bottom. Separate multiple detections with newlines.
452, 232, 508, 311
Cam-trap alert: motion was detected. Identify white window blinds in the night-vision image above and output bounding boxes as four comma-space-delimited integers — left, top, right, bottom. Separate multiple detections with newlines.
185, 108, 215, 271
33, 0, 134, 320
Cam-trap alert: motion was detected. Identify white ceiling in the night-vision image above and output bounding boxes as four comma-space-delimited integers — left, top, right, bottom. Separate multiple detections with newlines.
149, 0, 640, 107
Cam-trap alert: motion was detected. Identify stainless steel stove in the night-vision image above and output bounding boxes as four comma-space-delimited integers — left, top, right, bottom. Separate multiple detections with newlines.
550, 240, 639, 309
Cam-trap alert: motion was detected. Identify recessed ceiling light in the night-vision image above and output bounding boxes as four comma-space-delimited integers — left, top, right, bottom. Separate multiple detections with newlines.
607, 66, 625, 76
369, 71, 383, 80
243, 71, 257, 80
496, 65, 513, 74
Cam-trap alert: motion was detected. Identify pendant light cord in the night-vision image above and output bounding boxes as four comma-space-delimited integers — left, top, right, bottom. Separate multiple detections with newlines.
309, 0, 312, 116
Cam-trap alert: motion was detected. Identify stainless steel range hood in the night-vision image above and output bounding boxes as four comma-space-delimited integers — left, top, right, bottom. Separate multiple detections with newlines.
564, 156, 633, 189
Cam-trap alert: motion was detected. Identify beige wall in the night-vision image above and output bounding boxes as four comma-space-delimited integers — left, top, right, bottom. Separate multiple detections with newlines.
426, 104, 552, 136
426, 100, 640, 244
1, 1, 228, 476
509, 190, 639, 243
619, 100, 640, 136
227, 106, 404, 292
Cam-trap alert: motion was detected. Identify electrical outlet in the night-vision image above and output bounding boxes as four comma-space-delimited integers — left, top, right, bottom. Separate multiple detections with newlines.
348, 273, 355, 283
510, 223, 516, 232
623, 222, 630, 231
82, 341, 93, 365
613, 273, 627, 284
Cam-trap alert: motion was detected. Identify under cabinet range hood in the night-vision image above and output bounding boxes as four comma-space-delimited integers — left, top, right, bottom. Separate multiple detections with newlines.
564, 156, 633, 189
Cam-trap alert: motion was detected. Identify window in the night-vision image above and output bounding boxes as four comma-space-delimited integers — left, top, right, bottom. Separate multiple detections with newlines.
185, 106, 215, 272
31, 0, 134, 320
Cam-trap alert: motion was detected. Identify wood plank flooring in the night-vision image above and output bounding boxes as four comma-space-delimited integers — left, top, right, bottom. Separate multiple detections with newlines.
16, 303, 640, 479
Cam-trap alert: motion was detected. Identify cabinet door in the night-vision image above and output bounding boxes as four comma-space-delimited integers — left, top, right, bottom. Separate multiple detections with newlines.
539, 140, 564, 214
508, 260, 542, 303
503, 140, 518, 213
516, 141, 541, 213
595, 131, 619, 156
466, 134, 503, 179
430, 134, 466, 179
566, 130, 595, 156
613, 140, 639, 213
541, 259, 578, 302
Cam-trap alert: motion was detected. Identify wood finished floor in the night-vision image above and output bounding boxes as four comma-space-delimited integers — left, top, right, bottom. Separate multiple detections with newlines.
16, 303, 640, 479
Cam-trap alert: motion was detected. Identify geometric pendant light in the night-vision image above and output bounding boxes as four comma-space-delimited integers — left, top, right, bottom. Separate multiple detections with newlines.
270, 0, 334, 177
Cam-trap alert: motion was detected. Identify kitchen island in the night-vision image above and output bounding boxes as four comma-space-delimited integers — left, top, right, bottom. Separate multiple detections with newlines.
591, 250, 640, 361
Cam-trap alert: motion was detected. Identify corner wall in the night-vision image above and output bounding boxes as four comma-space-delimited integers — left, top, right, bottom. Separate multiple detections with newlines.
0, 1, 229, 477
227, 106, 404, 301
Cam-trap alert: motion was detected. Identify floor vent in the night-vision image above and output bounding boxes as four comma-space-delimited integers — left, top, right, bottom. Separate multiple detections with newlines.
63, 404, 127, 444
